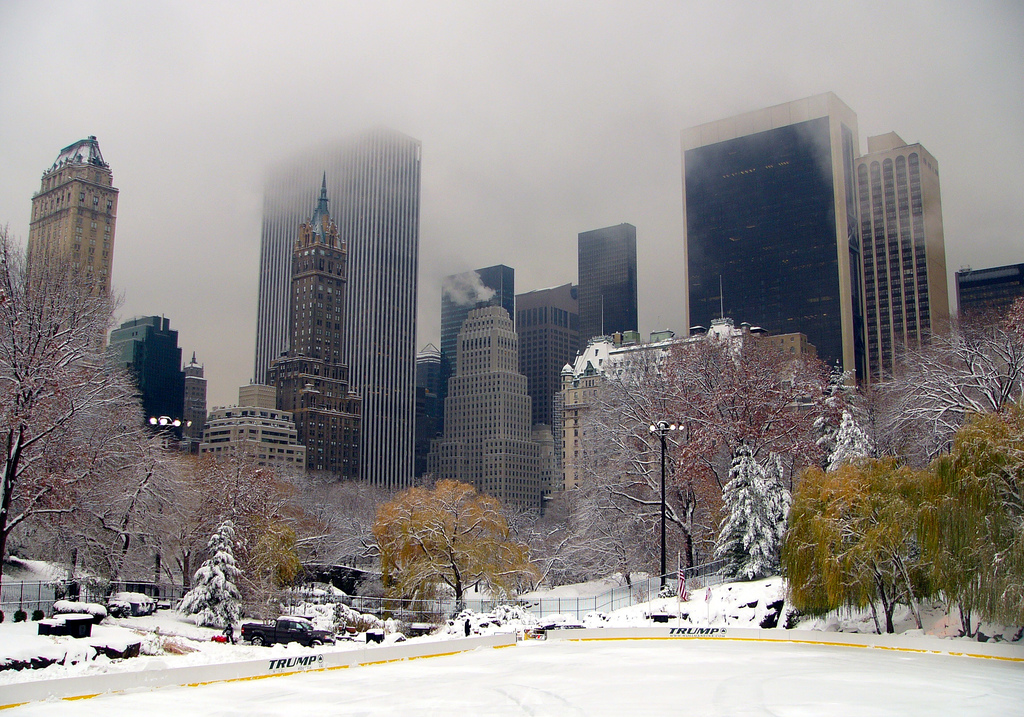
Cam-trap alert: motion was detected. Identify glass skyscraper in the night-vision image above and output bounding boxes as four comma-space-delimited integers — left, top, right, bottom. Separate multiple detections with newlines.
682, 93, 864, 379
254, 128, 420, 488
577, 223, 638, 351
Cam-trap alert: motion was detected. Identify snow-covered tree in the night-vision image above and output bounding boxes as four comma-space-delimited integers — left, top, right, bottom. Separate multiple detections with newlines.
0, 226, 140, 588
178, 520, 242, 628
882, 318, 1024, 463
827, 410, 874, 471
764, 452, 792, 548
714, 446, 782, 580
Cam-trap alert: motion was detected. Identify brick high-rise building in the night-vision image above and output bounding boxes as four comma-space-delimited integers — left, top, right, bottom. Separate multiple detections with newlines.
255, 129, 420, 488
267, 178, 361, 477
28, 136, 118, 296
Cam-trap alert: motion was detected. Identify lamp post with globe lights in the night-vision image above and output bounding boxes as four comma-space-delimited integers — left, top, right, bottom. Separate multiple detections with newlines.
648, 420, 679, 590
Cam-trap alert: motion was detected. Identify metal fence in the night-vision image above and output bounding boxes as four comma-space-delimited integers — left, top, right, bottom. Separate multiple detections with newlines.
287, 559, 730, 623
1, 579, 187, 617
1, 560, 729, 623
0, 581, 56, 616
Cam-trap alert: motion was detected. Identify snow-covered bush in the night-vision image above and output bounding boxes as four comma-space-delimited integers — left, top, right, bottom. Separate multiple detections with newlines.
52, 600, 108, 623
178, 520, 242, 628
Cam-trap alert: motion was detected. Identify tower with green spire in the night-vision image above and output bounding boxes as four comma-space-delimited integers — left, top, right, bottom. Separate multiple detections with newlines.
267, 177, 361, 477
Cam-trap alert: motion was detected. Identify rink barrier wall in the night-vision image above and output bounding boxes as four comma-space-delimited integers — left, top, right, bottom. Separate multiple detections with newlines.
0, 633, 517, 710
541, 626, 1024, 661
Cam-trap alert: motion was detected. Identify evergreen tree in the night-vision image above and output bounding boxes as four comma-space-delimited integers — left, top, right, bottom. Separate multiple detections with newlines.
178, 520, 242, 628
714, 446, 781, 580
828, 410, 874, 471
764, 452, 792, 549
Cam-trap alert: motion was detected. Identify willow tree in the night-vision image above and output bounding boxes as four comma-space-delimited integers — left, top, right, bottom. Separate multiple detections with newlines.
783, 458, 929, 633
921, 406, 1024, 632
373, 480, 536, 603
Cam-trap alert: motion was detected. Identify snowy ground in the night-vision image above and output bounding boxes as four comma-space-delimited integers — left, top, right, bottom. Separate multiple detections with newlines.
2, 571, 1022, 713
6, 638, 1023, 716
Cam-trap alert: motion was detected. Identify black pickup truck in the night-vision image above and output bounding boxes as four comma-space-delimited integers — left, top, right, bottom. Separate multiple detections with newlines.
241, 617, 336, 647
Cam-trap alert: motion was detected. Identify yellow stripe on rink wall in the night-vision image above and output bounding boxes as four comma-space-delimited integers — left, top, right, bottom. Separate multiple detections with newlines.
0, 633, 517, 709
541, 626, 1024, 662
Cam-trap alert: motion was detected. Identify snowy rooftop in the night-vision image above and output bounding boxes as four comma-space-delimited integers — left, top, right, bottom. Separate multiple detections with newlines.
48, 135, 108, 172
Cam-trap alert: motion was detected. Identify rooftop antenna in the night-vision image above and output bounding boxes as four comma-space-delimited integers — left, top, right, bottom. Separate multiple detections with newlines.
719, 275, 724, 320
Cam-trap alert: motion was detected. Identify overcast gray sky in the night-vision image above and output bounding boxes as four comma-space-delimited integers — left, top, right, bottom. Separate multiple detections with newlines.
2, 0, 1022, 408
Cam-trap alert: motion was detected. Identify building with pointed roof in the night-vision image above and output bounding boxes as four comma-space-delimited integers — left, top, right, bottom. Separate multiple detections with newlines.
267, 178, 361, 476
254, 129, 420, 488
28, 135, 118, 296
182, 351, 207, 450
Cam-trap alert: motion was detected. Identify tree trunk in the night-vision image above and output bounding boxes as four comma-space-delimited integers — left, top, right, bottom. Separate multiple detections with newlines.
959, 602, 973, 638
875, 574, 895, 633
894, 554, 923, 629
0, 425, 25, 593
868, 600, 882, 635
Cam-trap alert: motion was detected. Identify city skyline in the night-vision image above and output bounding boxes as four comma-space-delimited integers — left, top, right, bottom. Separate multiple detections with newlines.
2, 2, 1022, 409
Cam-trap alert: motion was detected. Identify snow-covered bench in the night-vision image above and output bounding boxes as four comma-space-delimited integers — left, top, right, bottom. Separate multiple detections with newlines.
37, 613, 93, 638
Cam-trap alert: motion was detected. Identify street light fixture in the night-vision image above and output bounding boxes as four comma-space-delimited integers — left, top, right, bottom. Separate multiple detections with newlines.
648, 420, 678, 590
147, 416, 192, 450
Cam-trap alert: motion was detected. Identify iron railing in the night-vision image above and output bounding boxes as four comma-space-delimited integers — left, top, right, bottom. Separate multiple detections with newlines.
0, 559, 729, 623
284, 559, 730, 623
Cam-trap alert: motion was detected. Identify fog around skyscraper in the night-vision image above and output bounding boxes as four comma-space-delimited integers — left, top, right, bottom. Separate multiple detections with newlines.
1, 1, 1021, 408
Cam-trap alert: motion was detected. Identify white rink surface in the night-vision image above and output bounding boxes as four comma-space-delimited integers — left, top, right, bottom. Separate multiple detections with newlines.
9, 638, 1024, 716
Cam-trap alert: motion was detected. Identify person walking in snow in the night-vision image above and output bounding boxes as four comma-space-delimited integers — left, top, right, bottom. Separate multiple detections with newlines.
464, 618, 471, 637
223, 623, 235, 644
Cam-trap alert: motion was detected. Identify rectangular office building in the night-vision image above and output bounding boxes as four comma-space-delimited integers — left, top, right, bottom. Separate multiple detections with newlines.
682, 93, 864, 379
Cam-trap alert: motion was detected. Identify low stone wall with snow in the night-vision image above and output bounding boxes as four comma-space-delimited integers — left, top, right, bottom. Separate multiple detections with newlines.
0, 633, 517, 708
541, 625, 1024, 661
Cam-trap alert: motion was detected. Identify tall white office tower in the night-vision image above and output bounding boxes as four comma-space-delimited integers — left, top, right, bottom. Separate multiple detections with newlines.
254, 129, 421, 488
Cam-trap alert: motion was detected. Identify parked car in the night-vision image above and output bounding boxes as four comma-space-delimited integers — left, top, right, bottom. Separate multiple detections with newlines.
241, 616, 336, 647
107, 592, 156, 618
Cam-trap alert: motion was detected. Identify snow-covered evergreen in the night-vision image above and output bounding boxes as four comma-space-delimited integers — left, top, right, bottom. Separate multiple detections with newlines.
827, 410, 874, 471
763, 453, 792, 549
814, 363, 851, 462
178, 520, 242, 628
715, 446, 787, 580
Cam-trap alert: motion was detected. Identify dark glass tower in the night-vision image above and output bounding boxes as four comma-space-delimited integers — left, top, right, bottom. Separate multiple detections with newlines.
577, 224, 638, 351
414, 343, 441, 478
682, 93, 863, 379
515, 283, 579, 429
109, 316, 184, 423
956, 263, 1024, 321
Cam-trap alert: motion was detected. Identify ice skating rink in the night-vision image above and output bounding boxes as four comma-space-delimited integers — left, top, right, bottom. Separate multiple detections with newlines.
8, 638, 1023, 716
